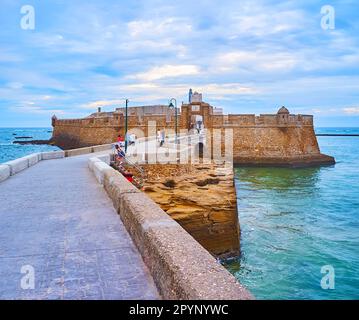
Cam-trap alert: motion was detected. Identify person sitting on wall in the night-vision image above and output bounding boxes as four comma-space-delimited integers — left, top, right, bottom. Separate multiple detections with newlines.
114, 144, 126, 162
117, 134, 125, 147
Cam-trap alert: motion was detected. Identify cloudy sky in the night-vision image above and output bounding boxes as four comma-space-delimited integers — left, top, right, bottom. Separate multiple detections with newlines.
0, 0, 359, 127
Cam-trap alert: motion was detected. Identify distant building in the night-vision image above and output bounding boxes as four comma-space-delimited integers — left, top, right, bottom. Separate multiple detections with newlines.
191, 91, 203, 103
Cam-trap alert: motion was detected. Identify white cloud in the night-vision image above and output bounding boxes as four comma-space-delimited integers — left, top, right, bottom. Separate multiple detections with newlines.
230, 9, 306, 37
198, 83, 258, 96
12, 104, 66, 115
343, 107, 359, 115
129, 65, 200, 81
81, 99, 126, 109
1, 0, 359, 125
128, 18, 192, 37
119, 82, 258, 102
214, 50, 298, 73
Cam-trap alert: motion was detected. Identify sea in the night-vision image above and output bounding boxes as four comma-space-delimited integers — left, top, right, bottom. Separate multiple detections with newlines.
224, 127, 359, 300
0, 128, 59, 164
0, 127, 358, 300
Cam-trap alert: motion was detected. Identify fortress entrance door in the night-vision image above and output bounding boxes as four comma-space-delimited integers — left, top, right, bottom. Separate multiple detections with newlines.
190, 115, 204, 133
182, 102, 211, 133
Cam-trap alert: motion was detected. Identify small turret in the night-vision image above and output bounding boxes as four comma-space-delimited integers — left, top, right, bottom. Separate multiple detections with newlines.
277, 106, 290, 124
51, 115, 57, 127
277, 106, 290, 114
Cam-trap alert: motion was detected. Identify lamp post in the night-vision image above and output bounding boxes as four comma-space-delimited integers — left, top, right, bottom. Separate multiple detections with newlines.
169, 98, 178, 144
125, 98, 129, 152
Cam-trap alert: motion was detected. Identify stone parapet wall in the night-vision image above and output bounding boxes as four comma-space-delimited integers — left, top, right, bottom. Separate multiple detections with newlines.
88, 155, 253, 300
0, 144, 113, 184
0, 151, 65, 183
212, 114, 313, 127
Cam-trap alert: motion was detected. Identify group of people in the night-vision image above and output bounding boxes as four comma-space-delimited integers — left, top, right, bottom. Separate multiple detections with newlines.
114, 135, 134, 183
115, 132, 136, 160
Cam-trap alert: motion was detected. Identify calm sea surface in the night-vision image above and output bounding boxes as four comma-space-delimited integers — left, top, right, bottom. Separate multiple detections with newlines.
0, 128, 59, 164
224, 127, 359, 300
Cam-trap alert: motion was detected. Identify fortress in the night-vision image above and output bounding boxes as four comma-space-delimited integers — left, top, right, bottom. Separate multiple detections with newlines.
51, 90, 335, 167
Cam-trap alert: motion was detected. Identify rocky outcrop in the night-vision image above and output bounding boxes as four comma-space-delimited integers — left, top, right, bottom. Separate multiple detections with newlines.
13, 139, 53, 146
137, 163, 240, 259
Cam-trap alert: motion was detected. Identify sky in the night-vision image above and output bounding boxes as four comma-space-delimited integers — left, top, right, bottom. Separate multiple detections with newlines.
0, 0, 359, 127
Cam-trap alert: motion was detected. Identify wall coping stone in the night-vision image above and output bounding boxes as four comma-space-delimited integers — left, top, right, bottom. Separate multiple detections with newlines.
88, 155, 254, 300
0, 165, 11, 182
3, 157, 29, 175
0, 144, 111, 184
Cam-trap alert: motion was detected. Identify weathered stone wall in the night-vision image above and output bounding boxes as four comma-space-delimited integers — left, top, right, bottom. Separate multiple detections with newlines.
207, 125, 319, 157
52, 115, 178, 149
51, 103, 334, 166
52, 118, 119, 149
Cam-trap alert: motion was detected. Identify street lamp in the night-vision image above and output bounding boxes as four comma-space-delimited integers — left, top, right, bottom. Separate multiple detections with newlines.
169, 98, 178, 144
125, 98, 129, 152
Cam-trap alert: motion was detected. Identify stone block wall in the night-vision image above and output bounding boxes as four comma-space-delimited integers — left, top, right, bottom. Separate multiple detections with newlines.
51, 105, 334, 166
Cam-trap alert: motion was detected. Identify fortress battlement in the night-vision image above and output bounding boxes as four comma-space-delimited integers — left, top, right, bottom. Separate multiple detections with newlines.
51, 91, 335, 167
53, 107, 313, 128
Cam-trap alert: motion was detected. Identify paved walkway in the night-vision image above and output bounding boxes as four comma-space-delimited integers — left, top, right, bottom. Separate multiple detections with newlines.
0, 154, 159, 300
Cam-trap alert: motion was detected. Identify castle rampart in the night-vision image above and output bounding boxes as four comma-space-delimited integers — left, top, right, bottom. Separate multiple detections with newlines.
51, 97, 335, 167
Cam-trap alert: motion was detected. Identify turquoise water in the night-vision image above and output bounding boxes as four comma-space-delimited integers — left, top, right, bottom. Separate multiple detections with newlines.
0, 128, 59, 164
224, 128, 359, 300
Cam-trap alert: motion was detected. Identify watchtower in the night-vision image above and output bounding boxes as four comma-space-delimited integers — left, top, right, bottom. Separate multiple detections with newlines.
277, 106, 290, 124
180, 92, 213, 131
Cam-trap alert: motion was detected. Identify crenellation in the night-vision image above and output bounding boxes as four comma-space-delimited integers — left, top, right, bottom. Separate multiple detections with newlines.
51, 91, 334, 166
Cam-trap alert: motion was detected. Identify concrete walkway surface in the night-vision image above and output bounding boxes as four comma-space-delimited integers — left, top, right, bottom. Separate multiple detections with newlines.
0, 153, 159, 300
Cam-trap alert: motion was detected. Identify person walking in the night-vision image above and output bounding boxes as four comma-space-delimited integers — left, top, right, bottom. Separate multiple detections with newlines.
160, 128, 165, 147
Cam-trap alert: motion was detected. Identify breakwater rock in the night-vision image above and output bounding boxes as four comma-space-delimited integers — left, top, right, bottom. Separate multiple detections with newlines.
13, 139, 55, 146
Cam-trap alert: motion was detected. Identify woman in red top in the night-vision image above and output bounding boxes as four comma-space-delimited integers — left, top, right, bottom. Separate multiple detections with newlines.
117, 134, 125, 147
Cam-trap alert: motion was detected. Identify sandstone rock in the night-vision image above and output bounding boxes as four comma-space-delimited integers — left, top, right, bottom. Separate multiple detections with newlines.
138, 163, 240, 259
